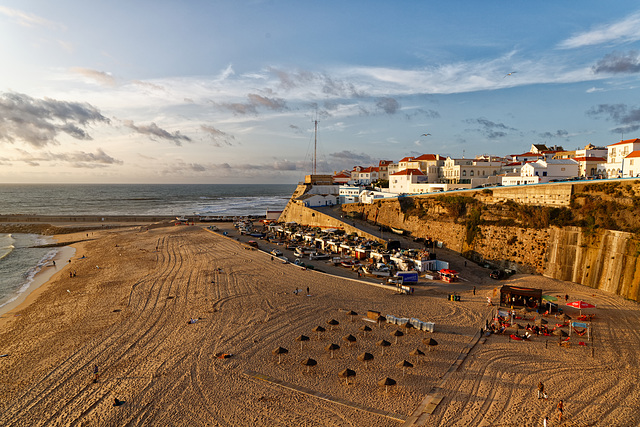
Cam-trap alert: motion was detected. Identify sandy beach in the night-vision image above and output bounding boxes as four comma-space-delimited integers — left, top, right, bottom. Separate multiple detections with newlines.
0, 223, 638, 426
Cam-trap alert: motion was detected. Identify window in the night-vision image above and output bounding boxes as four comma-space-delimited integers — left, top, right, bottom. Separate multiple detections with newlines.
462, 170, 466, 176
470, 170, 474, 176
543, 171, 547, 176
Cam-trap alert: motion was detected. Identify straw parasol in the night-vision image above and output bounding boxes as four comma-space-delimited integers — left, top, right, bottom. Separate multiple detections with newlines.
346, 310, 358, 322
325, 343, 340, 359
296, 334, 310, 351
343, 334, 357, 347
424, 337, 438, 351
390, 329, 404, 344
272, 346, 288, 364
401, 322, 413, 333
535, 317, 548, 325
396, 359, 414, 377
553, 329, 569, 337
377, 339, 391, 355
559, 313, 571, 321
338, 368, 356, 385
327, 319, 340, 331
409, 348, 425, 365
312, 325, 326, 339
301, 357, 317, 373
378, 377, 396, 393
360, 324, 372, 337
357, 352, 374, 368
375, 315, 386, 328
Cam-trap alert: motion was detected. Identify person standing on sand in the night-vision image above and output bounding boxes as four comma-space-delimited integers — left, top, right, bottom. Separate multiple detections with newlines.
543, 416, 548, 427
473, 286, 476, 295
557, 399, 564, 422
93, 365, 99, 383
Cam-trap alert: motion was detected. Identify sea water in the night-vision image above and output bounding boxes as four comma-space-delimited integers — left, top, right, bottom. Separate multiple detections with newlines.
0, 233, 57, 310
0, 183, 296, 311
0, 183, 296, 217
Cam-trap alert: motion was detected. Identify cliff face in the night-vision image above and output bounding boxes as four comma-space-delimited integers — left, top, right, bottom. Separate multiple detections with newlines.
279, 180, 640, 301
339, 182, 640, 302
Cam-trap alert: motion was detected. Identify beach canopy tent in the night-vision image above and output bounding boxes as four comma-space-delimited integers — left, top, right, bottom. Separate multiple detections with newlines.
499, 285, 542, 308
439, 269, 458, 283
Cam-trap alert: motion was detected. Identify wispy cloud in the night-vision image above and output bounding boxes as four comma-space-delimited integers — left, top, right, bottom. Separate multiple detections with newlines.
0, 6, 65, 30
71, 67, 117, 86
464, 117, 516, 139
200, 125, 235, 147
15, 148, 123, 168
592, 50, 640, 74
123, 120, 191, 146
586, 103, 640, 134
0, 92, 109, 148
559, 11, 640, 49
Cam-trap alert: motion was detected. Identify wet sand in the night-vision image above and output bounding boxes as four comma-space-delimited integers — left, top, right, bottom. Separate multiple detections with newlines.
0, 223, 638, 426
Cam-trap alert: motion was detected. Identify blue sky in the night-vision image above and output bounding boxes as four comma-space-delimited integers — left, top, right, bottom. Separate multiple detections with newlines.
2, 1, 640, 183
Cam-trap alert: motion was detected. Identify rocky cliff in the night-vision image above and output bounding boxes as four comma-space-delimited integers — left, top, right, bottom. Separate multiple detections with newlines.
282, 180, 640, 302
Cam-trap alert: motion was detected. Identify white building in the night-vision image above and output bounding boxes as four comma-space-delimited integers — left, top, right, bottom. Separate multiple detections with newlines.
339, 185, 362, 204
622, 151, 640, 177
441, 157, 503, 187
296, 193, 338, 207
606, 138, 640, 178
573, 156, 607, 178
389, 169, 427, 194
520, 159, 579, 182
359, 190, 398, 204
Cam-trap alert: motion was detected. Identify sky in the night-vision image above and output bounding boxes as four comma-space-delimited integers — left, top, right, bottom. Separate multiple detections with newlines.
2, 1, 640, 184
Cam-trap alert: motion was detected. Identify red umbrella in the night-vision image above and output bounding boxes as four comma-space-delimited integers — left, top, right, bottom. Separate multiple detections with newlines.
567, 300, 595, 314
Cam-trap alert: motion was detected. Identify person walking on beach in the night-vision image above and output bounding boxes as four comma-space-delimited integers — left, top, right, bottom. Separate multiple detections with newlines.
306, 286, 310, 295
557, 399, 564, 422
537, 381, 547, 399
473, 286, 476, 295
543, 416, 548, 427
93, 365, 99, 383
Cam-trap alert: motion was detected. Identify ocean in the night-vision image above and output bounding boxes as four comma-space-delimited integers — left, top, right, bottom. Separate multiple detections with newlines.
0, 183, 295, 311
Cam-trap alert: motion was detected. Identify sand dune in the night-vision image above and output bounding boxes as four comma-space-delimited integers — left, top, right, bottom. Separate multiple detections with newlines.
0, 224, 637, 426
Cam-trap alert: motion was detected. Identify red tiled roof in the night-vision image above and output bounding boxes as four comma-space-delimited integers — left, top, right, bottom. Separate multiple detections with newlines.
391, 168, 424, 176
625, 151, 640, 158
399, 156, 415, 162
379, 160, 393, 166
573, 156, 606, 162
333, 172, 351, 178
608, 138, 640, 147
414, 154, 442, 161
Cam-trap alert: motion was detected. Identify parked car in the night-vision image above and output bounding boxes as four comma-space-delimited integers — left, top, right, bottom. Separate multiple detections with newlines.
271, 249, 283, 257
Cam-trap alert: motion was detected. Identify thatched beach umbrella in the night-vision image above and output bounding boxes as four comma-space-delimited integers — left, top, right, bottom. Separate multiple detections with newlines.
357, 352, 374, 368
401, 322, 413, 334
342, 334, 357, 347
390, 329, 404, 344
296, 334, 310, 351
378, 377, 397, 393
559, 313, 571, 321
327, 319, 340, 331
325, 343, 340, 359
360, 324, 372, 337
301, 357, 317, 373
273, 346, 288, 364
346, 310, 358, 322
396, 359, 414, 377
553, 329, 569, 337
424, 337, 438, 351
377, 339, 391, 356
409, 348, 425, 365
312, 325, 326, 339
515, 323, 524, 330
338, 368, 356, 385
375, 315, 386, 328
535, 317, 548, 325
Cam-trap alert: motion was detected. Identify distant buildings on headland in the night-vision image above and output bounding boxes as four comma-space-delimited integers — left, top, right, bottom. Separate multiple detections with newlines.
294, 139, 640, 207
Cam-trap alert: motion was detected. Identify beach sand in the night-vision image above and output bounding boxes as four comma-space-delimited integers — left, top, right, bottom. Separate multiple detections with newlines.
0, 223, 638, 426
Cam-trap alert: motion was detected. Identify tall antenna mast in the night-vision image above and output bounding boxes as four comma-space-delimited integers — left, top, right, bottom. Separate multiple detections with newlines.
313, 119, 318, 174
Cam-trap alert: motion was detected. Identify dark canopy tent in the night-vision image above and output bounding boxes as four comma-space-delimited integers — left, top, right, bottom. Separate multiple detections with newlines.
499, 285, 542, 308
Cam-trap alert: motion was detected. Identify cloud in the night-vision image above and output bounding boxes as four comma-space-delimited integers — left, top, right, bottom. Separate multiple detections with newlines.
464, 117, 516, 139
559, 12, 640, 49
124, 120, 191, 146
215, 93, 287, 115
404, 108, 441, 120
592, 50, 640, 74
15, 148, 123, 168
586, 103, 640, 134
376, 97, 400, 115
200, 125, 235, 147
0, 92, 109, 148
0, 6, 65, 30
538, 129, 569, 139
71, 68, 117, 86
329, 150, 377, 165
